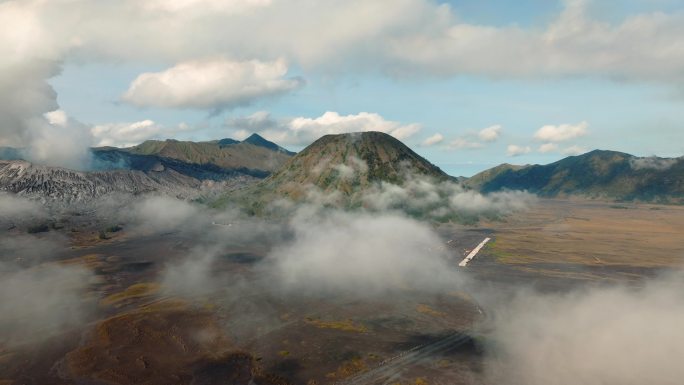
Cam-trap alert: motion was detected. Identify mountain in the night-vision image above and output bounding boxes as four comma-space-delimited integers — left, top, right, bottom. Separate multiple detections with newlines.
467, 150, 684, 203
125, 134, 293, 173
219, 131, 450, 209
241, 133, 295, 155
0, 158, 256, 203
0, 133, 298, 203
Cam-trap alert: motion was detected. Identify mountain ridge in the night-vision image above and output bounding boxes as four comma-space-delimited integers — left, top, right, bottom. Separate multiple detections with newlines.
466, 150, 684, 203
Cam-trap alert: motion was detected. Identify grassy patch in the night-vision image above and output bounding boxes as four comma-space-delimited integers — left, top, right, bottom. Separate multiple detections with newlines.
416, 304, 445, 317
304, 317, 367, 333
325, 356, 367, 380
101, 283, 160, 306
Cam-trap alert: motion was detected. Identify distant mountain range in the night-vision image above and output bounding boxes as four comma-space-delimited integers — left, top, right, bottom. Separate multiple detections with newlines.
0, 134, 294, 202
217, 131, 451, 210
466, 150, 684, 203
120, 133, 294, 172
2, 132, 682, 205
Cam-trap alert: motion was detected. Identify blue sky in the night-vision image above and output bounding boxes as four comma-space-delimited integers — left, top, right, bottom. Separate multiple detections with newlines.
3, 0, 684, 175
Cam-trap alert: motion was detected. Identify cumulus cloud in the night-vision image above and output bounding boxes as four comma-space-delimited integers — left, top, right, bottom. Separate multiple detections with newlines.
485, 273, 684, 385
90, 120, 195, 147
534, 121, 589, 142
562, 144, 588, 155
507, 144, 531, 156
478, 125, 502, 142
122, 58, 303, 110
448, 137, 483, 150
90, 120, 161, 147
142, 0, 271, 13
630, 156, 680, 171
18, 1, 684, 85
538, 142, 558, 153
3, 0, 684, 168
422, 133, 444, 146
226, 111, 421, 146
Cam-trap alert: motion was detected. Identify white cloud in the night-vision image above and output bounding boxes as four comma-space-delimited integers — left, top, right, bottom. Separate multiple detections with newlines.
562, 145, 588, 155
142, 0, 271, 13
534, 121, 589, 142
630, 156, 680, 171
486, 273, 684, 385
538, 143, 559, 153
91, 120, 196, 147
422, 133, 444, 146
2, 0, 684, 166
478, 124, 502, 142
122, 58, 303, 110
448, 137, 483, 150
507, 144, 532, 156
91, 120, 161, 147
227, 111, 421, 146
44, 110, 68, 127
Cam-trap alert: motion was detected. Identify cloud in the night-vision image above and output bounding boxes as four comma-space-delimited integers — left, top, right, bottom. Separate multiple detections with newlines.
421, 133, 444, 146
630, 156, 680, 171
538, 143, 559, 153
90, 120, 194, 147
562, 145, 588, 155
0, 263, 95, 348
507, 144, 532, 156
23, 111, 94, 170
361, 174, 536, 222
142, 0, 271, 13
485, 273, 684, 385
268, 211, 462, 295
534, 121, 589, 142
0, 193, 45, 222
122, 58, 303, 110
0, 232, 96, 348
226, 111, 421, 146
448, 137, 483, 150
478, 125, 502, 142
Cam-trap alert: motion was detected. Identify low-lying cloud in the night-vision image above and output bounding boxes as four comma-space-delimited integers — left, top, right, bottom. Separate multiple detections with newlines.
484, 273, 684, 385
268, 210, 462, 295
0, 232, 96, 348
361, 174, 536, 223
630, 156, 680, 171
0, 193, 45, 222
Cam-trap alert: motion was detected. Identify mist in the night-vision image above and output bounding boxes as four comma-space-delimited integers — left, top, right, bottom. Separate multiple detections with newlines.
268, 210, 463, 296
483, 272, 684, 385
0, 232, 96, 348
630, 156, 680, 171
0, 193, 45, 222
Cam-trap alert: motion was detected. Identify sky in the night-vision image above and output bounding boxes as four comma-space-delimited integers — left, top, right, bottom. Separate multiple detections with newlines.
2, 0, 684, 176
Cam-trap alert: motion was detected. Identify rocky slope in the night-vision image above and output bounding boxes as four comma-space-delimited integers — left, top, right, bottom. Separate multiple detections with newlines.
0, 160, 256, 203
